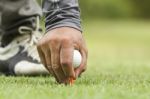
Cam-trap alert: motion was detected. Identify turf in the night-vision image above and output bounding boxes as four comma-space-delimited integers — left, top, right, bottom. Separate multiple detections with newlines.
1, 20, 150, 99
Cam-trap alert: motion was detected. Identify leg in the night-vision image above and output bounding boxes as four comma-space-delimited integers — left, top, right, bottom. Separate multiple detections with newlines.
0, 0, 42, 46
0, 0, 49, 75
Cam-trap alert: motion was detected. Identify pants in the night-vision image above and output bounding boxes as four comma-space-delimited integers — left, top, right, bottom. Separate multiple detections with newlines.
0, 0, 42, 36
0, 0, 81, 41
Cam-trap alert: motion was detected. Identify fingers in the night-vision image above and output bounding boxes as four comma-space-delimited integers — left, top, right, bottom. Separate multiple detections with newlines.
41, 46, 54, 75
37, 47, 46, 67
37, 44, 57, 80
50, 41, 66, 83
75, 48, 88, 78
37, 27, 88, 84
60, 40, 75, 79
37, 38, 75, 84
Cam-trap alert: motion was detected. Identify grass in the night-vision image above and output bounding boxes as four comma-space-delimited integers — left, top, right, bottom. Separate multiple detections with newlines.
1, 20, 150, 99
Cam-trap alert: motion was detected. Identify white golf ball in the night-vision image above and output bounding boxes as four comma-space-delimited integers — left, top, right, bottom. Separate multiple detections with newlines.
73, 50, 82, 68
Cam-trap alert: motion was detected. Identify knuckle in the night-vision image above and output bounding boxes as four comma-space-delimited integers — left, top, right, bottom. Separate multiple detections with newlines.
37, 40, 47, 47
47, 65, 52, 69
52, 64, 59, 70
61, 37, 72, 44
37, 42, 43, 47
49, 37, 60, 45
61, 59, 72, 67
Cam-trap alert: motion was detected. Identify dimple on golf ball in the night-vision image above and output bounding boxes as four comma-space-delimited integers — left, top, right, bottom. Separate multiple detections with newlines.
73, 50, 82, 68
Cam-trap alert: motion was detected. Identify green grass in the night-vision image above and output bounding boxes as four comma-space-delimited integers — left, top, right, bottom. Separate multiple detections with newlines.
1, 20, 150, 99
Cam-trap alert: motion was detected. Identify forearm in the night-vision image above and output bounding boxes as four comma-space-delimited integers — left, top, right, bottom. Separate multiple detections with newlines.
42, 0, 82, 32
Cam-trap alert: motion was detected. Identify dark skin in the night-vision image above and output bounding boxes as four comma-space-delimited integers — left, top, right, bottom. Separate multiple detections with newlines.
37, 27, 88, 84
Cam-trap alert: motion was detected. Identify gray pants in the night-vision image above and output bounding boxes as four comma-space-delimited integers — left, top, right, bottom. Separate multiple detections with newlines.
0, 0, 81, 38
0, 0, 42, 35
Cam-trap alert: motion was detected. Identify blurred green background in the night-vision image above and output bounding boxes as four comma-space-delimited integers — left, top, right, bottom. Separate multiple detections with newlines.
37, 0, 150, 19
1, 1, 150, 99
79, 0, 150, 19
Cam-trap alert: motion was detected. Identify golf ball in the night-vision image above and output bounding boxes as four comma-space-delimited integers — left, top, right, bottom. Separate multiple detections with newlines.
73, 50, 82, 68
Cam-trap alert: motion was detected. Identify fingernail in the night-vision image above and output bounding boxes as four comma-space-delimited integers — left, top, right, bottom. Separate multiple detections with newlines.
68, 77, 75, 85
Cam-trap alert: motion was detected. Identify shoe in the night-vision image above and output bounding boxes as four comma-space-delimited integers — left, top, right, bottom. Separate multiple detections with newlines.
0, 16, 49, 75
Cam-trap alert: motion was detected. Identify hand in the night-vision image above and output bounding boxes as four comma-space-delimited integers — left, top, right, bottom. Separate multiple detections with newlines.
37, 27, 88, 84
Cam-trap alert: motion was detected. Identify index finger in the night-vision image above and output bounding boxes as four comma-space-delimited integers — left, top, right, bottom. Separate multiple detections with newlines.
60, 41, 75, 80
